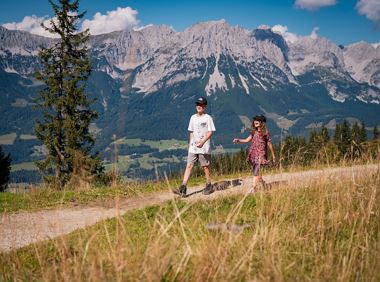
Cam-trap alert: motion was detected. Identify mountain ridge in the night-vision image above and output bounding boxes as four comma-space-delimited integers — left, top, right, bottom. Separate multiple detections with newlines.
1, 21, 379, 178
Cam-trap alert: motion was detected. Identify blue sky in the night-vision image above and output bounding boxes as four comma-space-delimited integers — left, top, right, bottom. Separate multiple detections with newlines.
1, 0, 379, 45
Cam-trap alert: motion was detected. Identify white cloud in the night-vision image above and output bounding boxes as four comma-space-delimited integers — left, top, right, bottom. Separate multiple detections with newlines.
372, 42, 380, 48
310, 27, 319, 39
133, 24, 153, 31
2, 15, 59, 38
272, 25, 320, 43
356, 0, 380, 23
3, 7, 140, 37
81, 7, 139, 35
295, 0, 336, 11
271, 25, 300, 43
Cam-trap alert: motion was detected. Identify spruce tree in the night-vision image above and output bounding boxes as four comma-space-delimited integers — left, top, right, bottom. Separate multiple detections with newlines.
321, 126, 330, 143
359, 122, 367, 143
373, 125, 379, 140
35, 0, 102, 188
307, 130, 320, 161
308, 127, 330, 163
351, 122, 362, 159
282, 136, 308, 166
0, 146, 11, 192
333, 121, 351, 158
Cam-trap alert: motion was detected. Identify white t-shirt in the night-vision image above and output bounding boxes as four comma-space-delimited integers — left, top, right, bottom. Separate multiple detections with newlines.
188, 113, 216, 154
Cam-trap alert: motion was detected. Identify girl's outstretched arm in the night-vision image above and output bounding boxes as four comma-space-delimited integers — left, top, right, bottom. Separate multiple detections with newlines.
233, 135, 252, 144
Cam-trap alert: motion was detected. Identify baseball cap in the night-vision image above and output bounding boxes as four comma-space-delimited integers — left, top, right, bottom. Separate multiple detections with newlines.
195, 97, 207, 106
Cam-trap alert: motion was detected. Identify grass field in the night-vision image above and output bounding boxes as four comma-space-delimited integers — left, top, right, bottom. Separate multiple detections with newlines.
0, 133, 17, 145
113, 138, 188, 151
1, 168, 379, 281
19, 134, 37, 140
11, 162, 37, 172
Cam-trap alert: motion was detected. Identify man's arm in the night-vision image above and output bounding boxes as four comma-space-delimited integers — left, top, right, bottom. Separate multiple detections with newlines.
188, 131, 192, 143
196, 131, 213, 148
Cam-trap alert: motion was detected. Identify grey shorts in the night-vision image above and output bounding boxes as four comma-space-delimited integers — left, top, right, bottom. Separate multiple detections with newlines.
187, 152, 211, 167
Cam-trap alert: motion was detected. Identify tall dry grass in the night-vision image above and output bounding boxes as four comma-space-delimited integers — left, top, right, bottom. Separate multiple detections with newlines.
1, 166, 379, 281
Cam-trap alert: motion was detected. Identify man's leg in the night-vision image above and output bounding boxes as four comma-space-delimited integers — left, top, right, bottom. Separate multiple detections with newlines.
182, 163, 194, 185
174, 153, 197, 196
203, 165, 211, 184
200, 154, 213, 195
202, 165, 213, 195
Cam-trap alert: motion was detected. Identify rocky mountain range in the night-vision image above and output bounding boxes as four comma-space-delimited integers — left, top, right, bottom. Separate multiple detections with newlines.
1, 20, 379, 176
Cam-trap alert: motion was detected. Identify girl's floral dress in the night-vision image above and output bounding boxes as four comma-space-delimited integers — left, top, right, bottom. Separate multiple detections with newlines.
247, 131, 271, 165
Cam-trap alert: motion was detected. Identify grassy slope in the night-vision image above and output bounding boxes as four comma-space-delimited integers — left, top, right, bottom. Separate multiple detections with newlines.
1, 168, 379, 281
0, 170, 253, 213
1, 162, 369, 213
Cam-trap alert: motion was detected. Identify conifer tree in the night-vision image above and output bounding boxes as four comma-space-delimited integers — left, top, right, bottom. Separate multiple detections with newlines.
307, 130, 320, 161
308, 126, 330, 163
321, 126, 330, 143
351, 122, 362, 158
282, 136, 308, 166
373, 125, 379, 140
35, 0, 102, 188
359, 122, 367, 143
333, 121, 351, 158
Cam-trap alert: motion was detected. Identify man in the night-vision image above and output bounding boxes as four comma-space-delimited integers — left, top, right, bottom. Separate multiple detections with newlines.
173, 97, 216, 196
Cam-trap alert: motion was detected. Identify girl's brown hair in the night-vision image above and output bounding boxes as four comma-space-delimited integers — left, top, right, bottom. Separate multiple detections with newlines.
251, 115, 268, 136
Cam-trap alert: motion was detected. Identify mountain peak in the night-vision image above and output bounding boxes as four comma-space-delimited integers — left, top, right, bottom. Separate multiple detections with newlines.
257, 24, 271, 30
185, 19, 241, 32
135, 24, 176, 34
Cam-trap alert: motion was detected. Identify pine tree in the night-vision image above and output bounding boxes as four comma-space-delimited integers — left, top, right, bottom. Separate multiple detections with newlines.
307, 127, 330, 163
321, 126, 330, 143
307, 130, 320, 161
351, 122, 362, 159
333, 121, 351, 158
373, 125, 379, 140
282, 136, 308, 166
34, 0, 102, 188
359, 122, 367, 143
0, 146, 11, 192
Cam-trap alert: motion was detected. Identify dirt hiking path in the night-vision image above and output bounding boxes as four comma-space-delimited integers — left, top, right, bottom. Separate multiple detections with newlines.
1, 164, 378, 252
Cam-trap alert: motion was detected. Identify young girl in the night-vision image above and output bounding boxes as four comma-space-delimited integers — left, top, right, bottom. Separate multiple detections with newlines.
233, 115, 276, 192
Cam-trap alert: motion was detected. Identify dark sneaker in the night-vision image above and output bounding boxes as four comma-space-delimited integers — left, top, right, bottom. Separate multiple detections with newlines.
172, 184, 187, 197
203, 183, 214, 195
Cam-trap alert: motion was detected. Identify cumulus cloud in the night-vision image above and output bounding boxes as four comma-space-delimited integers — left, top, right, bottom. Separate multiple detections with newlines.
81, 7, 139, 35
295, 0, 336, 11
271, 25, 300, 43
356, 0, 380, 23
310, 27, 320, 39
272, 25, 320, 43
2, 15, 59, 38
3, 7, 140, 37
